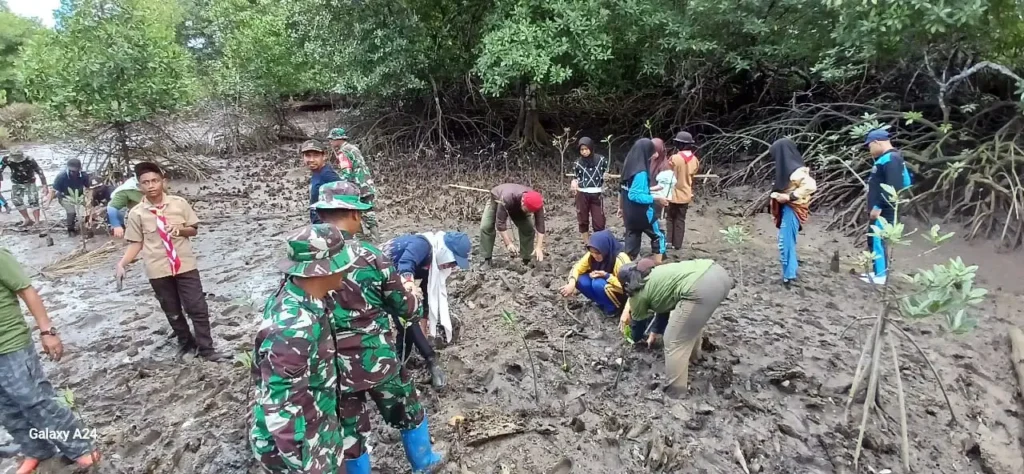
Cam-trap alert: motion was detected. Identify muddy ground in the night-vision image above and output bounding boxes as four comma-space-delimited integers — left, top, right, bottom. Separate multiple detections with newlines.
1, 137, 1024, 474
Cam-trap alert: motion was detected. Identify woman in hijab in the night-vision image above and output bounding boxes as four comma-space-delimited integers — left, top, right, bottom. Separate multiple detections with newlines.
620, 138, 669, 262
386, 231, 472, 388
768, 138, 817, 288
618, 257, 732, 397
558, 230, 631, 316
570, 137, 609, 244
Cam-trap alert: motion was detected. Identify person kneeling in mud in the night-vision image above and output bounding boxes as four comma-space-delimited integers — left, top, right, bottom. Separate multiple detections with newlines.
311, 182, 444, 474
250, 224, 357, 474
479, 183, 546, 267
559, 230, 631, 318
618, 258, 732, 396
385, 229, 472, 388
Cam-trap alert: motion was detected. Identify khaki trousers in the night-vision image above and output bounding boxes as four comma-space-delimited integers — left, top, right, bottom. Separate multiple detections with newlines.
664, 264, 731, 395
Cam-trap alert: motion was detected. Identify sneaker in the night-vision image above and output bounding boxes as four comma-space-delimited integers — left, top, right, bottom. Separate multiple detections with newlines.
858, 273, 887, 285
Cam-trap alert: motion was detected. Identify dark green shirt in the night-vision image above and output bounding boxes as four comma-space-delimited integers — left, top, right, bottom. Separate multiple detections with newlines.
0, 248, 32, 354
629, 260, 714, 320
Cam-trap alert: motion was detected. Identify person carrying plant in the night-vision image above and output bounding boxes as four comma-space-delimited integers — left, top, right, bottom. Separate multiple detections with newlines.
649, 138, 674, 227
384, 228, 472, 389
106, 176, 143, 238
49, 158, 91, 236
664, 131, 700, 252
618, 258, 732, 395
115, 162, 226, 362
558, 230, 631, 317
768, 138, 817, 288
250, 224, 358, 474
0, 248, 101, 473
0, 150, 47, 228
479, 183, 546, 267
570, 136, 609, 244
862, 129, 912, 285
303, 140, 342, 225
310, 183, 444, 474
326, 128, 378, 240
620, 138, 669, 262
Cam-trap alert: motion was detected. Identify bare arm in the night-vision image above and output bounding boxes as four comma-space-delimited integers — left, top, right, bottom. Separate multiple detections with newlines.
17, 287, 54, 332
118, 242, 144, 268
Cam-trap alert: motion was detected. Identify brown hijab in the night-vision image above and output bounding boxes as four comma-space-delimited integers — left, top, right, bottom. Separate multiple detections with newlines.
650, 138, 670, 184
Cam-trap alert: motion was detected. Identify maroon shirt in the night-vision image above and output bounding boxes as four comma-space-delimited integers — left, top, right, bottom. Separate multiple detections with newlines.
491, 183, 546, 234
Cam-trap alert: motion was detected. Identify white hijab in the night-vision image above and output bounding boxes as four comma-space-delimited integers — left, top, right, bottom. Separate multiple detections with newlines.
419, 231, 455, 342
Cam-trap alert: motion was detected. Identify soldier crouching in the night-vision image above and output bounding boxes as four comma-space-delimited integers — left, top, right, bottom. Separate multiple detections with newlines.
249, 224, 357, 473
311, 181, 444, 474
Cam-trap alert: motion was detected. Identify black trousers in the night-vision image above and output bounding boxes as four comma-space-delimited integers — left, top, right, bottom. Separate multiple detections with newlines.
392, 278, 437, 363
149, 269, 215, 354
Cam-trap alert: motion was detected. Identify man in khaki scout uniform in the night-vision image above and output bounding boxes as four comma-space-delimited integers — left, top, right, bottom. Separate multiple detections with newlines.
114, 162, 225, 362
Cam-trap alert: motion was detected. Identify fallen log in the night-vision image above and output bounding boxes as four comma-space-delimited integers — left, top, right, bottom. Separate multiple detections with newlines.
1010, 327, 1024, 399
563, 173, 719, 179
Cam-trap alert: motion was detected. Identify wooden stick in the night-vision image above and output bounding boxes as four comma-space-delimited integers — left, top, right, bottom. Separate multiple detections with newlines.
564, 173, 719, 179
447, 184, 490, 193
1010, 327, 1024, 400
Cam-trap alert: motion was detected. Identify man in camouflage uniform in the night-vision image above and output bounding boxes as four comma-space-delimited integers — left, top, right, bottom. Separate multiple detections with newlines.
326, 128, 378, 240
0, 150, 47, 227
250, 224, 358, 474
311, 181, 444, 474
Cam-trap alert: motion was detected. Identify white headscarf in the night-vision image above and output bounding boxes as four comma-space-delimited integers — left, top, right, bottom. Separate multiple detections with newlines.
419, 231, 455, 342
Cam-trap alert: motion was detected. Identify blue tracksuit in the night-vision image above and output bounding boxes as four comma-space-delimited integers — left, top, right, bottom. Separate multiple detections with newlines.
867, 150, 912, 276
309, 165, 341, 224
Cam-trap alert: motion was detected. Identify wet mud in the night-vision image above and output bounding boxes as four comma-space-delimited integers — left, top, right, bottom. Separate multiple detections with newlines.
1, 140, 1023, 473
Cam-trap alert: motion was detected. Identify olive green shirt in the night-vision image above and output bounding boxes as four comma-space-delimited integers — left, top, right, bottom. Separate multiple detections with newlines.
0, 248, 32, 354
629, 260, 714, 320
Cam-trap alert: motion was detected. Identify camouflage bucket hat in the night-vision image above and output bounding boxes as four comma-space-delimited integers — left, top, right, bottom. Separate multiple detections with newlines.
300, 140, 326, 153
326, 128, 349, 140
6, 151, 27, 163
311, 181, 372, 211
278, 224, 358, 277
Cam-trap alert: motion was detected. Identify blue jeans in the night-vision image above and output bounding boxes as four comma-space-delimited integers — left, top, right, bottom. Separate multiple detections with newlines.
576, 274, 619, 315
868, 211, 895, 277
778, 205, 799, 281
631, 313, 669, 339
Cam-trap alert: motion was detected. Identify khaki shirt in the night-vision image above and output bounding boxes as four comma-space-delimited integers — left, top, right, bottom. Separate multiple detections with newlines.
125, 194, 200, 279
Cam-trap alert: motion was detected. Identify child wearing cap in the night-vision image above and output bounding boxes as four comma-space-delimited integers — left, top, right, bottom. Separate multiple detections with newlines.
665, 132, 700, 251
50, 158, 91, 235
250, 223, 356, 474
385, 230, 472, 388
479, 183, 546, 266
0, 151, 47, 227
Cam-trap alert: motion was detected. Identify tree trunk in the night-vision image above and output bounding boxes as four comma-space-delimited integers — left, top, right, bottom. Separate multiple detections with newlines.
509, 83, 551, 148
114, 122, 131, 181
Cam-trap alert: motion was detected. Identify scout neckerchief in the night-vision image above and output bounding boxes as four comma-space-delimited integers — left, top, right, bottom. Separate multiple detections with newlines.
148, 202, 182, 275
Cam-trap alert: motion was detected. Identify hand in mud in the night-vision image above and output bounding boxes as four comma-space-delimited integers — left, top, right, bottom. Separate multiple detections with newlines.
589, 270, 607, 279
113, 227, 125, 238
504, 242, 519, 257
532, 247, 544, 262
619, 310, 631, 334
559, 282, 576, 297
41, 334, 63, 361
115, 263, 126, 280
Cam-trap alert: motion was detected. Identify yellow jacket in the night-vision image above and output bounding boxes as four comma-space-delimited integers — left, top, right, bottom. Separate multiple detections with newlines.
568, 251, 631, 292
779, 167, 817, 206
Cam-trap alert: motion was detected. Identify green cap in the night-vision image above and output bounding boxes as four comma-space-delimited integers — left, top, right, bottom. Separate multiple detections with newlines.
311, 181, 372, 211
326, 128, 349, 140
277, 224, 359, 277
300, 140, 326, 153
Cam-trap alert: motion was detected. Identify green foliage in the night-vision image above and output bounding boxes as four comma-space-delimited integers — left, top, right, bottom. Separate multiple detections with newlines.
234, 350, 254, 369
20, 0, 196, 124
0, 7, 43, 102
55, 388, 76, 409
720, 225, 751, 246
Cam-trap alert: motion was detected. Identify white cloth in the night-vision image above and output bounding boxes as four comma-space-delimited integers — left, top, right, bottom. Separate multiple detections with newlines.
419, 231, 455, 342
653, 170, 676, 199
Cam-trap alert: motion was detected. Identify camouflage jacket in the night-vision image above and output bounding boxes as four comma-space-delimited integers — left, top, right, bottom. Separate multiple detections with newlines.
335, 143, 376, 200
329, 233, 421, 392
0, 157, 45, 185
250, 280, 342, 473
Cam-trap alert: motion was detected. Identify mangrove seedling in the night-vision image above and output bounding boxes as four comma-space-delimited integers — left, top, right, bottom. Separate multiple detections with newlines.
720, 225, 751, 286
552, 127, 578, 176
234, 350, 254, 369
500, 309, 539, 404
840, 184, 985, 472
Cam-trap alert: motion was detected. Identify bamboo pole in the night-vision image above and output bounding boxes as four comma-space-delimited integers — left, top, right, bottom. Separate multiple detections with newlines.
446, 184, 490, 193
563, 173, 719, 179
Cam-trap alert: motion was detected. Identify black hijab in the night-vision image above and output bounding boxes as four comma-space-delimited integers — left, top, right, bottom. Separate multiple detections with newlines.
578, 137, 599, 168
770, 138, 805, 192
621, 138, 655, 184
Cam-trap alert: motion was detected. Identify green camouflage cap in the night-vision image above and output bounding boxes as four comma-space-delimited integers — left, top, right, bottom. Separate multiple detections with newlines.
310, 181, 372, 211
326, 128, 349, 140
6, 151, 26, 163
278, 224, 358, 277
300, 140, 326, 153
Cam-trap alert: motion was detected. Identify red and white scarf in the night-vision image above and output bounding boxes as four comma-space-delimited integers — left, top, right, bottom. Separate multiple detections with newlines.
149, 204, 182, 275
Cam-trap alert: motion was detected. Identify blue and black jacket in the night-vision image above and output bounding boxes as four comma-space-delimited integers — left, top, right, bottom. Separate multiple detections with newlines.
867, 149, 912, 216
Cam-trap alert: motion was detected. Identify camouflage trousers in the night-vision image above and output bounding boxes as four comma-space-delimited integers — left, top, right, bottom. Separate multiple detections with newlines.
339, 367, 424, 459
10, 183, 39, 210
359, 210, 379, 241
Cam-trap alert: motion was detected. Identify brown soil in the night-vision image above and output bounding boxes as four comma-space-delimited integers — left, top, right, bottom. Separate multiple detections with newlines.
0, 141, 1022, 474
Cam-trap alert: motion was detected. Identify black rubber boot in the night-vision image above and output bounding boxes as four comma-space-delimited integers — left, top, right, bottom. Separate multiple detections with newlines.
427, 360, 447, 389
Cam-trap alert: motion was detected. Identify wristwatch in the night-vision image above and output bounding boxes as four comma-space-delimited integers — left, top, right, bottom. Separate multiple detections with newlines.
39, 327, 58, 337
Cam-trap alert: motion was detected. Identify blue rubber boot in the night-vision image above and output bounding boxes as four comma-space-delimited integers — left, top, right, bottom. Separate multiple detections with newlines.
344, 451, 371, 474
401, 418, 443, 473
